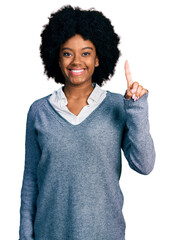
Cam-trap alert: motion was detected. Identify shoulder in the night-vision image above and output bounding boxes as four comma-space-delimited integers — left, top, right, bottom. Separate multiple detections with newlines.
105, 90, 126, 118
103, 90, 127, 124
106, 90, 125, 106
27, 94, 51, 118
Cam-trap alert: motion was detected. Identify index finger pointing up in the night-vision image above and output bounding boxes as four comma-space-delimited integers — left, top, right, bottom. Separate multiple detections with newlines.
125, 60, 133, 89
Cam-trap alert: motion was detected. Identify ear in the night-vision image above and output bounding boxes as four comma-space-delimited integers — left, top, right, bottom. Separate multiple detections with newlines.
95, 56, 99, 67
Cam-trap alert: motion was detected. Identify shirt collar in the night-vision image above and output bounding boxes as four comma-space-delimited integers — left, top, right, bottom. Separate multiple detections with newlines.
56, 83, 106, 106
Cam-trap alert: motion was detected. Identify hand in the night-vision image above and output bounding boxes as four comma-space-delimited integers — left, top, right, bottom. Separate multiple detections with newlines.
124, 60, 147, 101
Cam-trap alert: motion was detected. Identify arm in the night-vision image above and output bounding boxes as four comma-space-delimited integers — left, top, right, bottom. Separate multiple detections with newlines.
122, 92, 155, 174
121, 60, 155, 174
19, 103, 41, 239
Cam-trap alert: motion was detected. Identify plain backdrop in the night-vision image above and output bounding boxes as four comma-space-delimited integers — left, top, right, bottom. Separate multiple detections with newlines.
0, 0, 174, 239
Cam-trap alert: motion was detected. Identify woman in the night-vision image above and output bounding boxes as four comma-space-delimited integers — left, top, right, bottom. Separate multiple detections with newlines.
19, 5, 155, 240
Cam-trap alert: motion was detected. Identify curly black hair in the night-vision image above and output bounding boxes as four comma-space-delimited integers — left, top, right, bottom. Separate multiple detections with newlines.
40, 5, 121, 86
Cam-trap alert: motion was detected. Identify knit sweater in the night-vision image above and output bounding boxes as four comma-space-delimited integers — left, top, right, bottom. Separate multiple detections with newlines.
19, 90, 155, 240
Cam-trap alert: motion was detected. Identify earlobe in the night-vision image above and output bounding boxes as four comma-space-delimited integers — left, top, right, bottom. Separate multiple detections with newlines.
95, 58, 99, 67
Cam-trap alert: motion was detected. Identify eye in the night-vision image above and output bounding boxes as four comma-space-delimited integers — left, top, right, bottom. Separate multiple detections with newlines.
82, 52, 90, 56
63, 52, 72, 57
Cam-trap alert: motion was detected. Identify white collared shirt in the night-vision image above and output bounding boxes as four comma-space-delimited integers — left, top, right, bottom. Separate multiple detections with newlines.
49, 83, 107, 125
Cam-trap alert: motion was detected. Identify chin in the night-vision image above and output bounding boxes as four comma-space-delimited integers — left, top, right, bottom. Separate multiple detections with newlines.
66, 77, 90, 86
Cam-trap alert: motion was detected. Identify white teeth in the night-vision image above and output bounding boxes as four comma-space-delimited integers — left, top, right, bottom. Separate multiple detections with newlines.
71, 69, 85, 73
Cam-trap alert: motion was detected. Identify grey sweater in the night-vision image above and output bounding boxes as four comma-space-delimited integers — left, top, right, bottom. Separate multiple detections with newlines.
19, 90, 155, 240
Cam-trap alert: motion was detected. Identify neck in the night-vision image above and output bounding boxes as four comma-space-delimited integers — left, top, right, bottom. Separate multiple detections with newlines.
63, 82, 95, 100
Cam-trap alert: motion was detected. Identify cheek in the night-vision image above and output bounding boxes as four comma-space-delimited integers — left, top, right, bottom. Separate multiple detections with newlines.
59, 58, 69, 71
89, 59, 97, 72
86, 57, 96, 67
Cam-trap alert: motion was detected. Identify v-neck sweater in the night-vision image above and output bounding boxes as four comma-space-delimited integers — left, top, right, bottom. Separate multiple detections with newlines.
19, 90, 155, 240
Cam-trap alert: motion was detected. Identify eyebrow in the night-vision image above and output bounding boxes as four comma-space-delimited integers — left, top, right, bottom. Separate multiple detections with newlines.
61, 47, 94, 51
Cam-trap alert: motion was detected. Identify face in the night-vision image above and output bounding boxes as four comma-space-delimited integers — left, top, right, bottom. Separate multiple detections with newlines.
59, 34, 99, 86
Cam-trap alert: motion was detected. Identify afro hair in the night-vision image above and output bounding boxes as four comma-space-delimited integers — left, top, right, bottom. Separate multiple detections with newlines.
40, 5, 121, 86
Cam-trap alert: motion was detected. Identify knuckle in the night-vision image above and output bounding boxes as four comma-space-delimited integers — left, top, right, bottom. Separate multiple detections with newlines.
126, 90, 132, 98
133, 82, 139, 87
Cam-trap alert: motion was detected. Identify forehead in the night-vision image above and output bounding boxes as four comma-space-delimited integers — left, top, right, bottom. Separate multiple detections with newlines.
60, 34, 95, 49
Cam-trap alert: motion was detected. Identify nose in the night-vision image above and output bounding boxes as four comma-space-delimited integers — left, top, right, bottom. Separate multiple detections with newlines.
71, 54, 82, 66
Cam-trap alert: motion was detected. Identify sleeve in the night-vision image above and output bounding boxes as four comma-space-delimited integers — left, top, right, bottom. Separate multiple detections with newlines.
19, 103, 41, 240
122, 92, 156, 175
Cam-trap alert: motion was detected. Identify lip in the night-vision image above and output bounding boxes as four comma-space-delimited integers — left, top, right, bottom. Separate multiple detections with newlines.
68, 68, 86, 76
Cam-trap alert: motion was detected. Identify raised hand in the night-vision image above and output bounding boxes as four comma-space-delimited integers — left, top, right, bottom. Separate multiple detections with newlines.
124, 60, 147, 101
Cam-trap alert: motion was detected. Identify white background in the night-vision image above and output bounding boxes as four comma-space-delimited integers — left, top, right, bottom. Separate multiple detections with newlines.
0, 0, 174, 239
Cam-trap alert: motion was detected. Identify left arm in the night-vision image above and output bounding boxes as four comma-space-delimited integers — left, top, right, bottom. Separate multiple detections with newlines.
122, 60, 156, 174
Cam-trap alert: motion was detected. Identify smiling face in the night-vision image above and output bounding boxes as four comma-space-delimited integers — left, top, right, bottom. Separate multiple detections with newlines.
59, 34, 99, 86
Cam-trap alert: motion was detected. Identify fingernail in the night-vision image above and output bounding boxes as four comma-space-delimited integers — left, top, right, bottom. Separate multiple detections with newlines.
134, 96, 138, 101
132, 94, 136, 99
131, 89, 136, 94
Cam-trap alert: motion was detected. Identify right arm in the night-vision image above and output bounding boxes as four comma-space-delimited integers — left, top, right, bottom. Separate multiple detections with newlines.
19, 104, 41, 240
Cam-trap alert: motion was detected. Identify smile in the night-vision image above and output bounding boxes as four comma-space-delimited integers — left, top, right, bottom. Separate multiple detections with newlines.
68, 68, 86, 76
